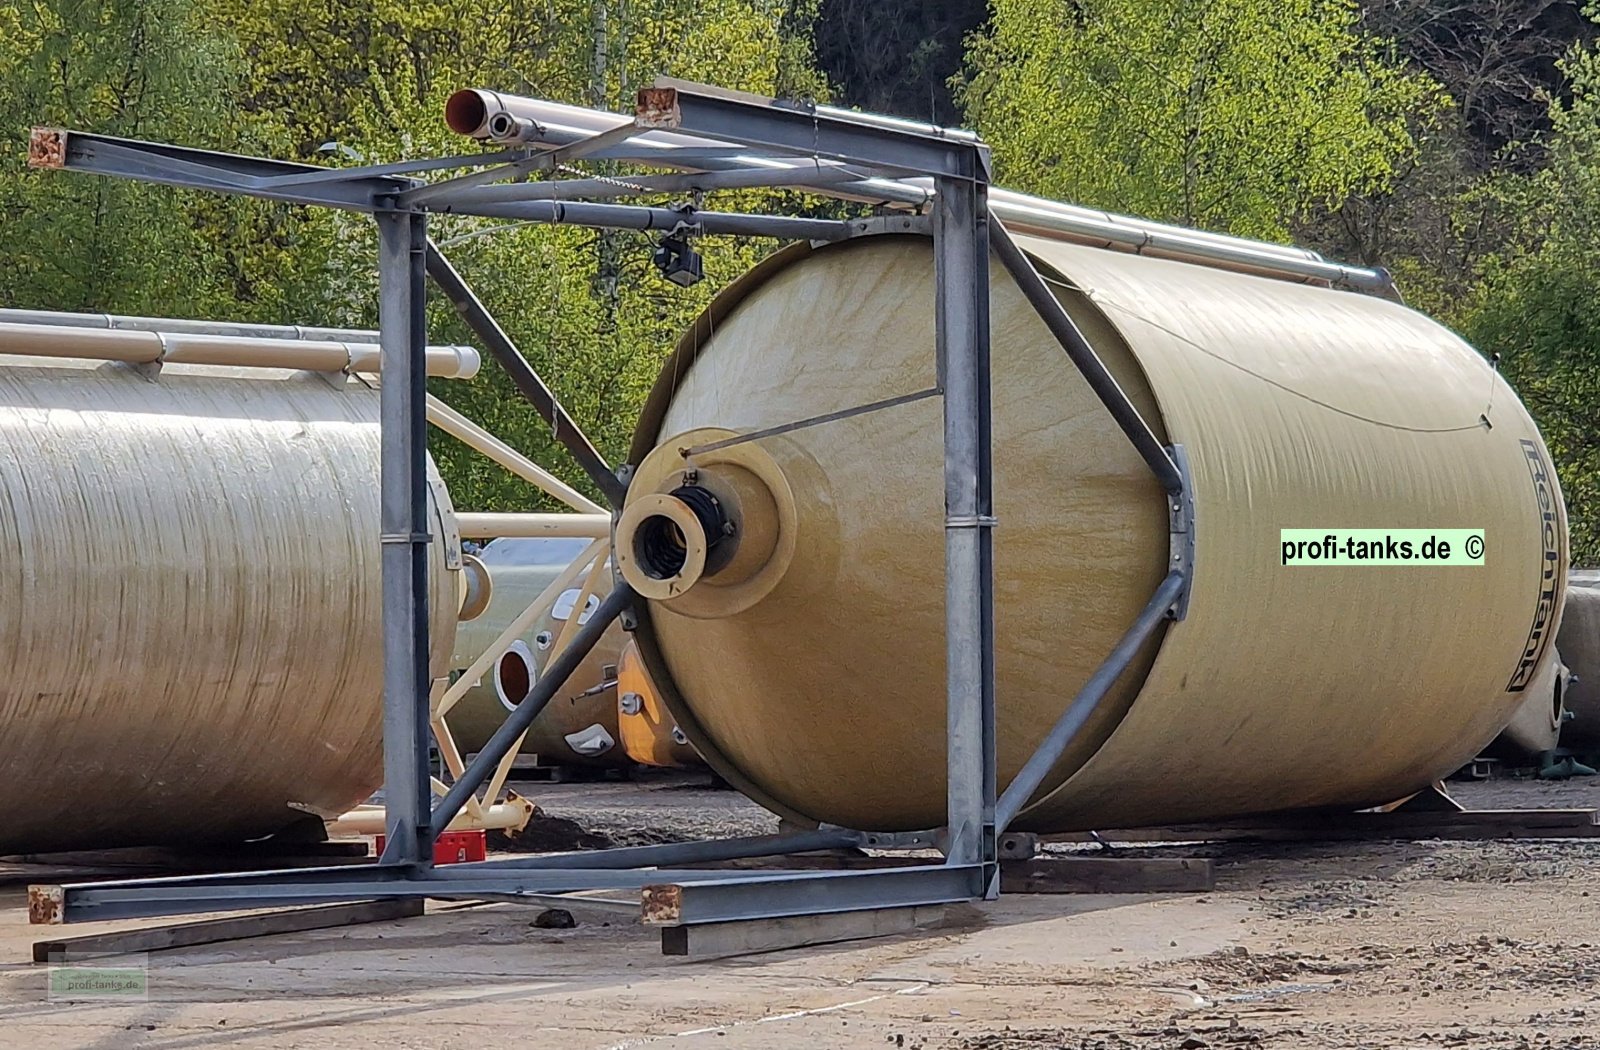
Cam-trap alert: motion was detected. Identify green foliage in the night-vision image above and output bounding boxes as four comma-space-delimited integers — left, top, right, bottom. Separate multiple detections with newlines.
0, 0, 825, 513
957, 0, 1445, 241
0, 0, 232, 314
1460, 43, 1600, 565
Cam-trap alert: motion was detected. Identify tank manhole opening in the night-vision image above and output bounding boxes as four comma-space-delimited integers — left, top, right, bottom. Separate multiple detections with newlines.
635, 513, 690, 579
494, 643, 535, 712
633, 483, 729, 581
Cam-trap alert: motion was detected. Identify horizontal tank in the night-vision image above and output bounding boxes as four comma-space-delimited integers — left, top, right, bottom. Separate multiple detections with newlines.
0, 355, 459, 852
615, 233, 1569, 832
447, 537, 628, 766
1485, 652, 1568, 762
617, 639, 702, 769
1560, 579, 1600, 756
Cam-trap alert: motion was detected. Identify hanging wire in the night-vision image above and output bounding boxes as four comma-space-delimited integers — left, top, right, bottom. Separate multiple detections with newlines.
679, 386, 943, 458
1046, 274, 1495, 436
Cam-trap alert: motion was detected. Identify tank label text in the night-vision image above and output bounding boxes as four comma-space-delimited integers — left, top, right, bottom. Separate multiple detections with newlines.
1505, 438, 1562, 692
1279, 529, 1485, 566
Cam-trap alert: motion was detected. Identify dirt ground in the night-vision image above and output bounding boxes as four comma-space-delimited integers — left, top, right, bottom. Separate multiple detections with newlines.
0, 774, 1596, 1050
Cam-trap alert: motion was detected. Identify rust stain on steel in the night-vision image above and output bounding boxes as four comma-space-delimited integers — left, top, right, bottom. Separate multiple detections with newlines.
27, 128, 66, 169
27, 885, 64, 925
639, 883, 683, 925
635, 88, 681, 129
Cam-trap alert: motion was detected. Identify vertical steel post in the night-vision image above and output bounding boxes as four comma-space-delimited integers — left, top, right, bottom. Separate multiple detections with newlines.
377, 208, 435, 866
934, 168, 997, 894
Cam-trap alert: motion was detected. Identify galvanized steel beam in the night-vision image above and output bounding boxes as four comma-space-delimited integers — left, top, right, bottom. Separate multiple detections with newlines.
636, 81, 990, 181
27, 128, 409, 210
994, 570, 1188, 831
934, 166, 999, 895
376, 211, 436, 866
990, 217, 1183, 494
427, 585, 634, 838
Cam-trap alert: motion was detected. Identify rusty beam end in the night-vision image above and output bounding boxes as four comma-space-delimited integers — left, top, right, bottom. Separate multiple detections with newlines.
634, 88, 682, 130
639, 883, 684, 925
28, 885, 64, 925
28, 128, 67, 170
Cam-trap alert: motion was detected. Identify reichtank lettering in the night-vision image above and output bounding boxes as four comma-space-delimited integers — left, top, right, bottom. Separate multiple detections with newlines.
1506, 439, 1561, 692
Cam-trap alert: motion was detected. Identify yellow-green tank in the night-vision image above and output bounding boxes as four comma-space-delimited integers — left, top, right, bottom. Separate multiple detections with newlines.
616, 234, 1569, 832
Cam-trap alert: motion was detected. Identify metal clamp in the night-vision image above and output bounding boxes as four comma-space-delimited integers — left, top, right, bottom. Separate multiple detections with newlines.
1166, 443, 1195, 620
379, 532, 434, 544
945, 515, 998, 529
827, 827, 942, 851
841, 214, 932, 241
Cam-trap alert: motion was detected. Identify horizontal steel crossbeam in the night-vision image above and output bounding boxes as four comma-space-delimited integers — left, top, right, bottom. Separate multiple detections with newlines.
28, 129, 412, 210
636, 82, 991, 180
34, 865, 835, 924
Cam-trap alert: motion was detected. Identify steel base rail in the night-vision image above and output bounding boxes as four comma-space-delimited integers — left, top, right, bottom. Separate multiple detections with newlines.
32, 866, 859, 925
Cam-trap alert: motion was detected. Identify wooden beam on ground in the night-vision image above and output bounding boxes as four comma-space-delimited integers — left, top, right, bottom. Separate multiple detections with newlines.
660, 904, 947, 957
32, 898, 425, 963
1045, 808, 1600, 845
1001, 856, 1213, 893
685, 853, 1215, 893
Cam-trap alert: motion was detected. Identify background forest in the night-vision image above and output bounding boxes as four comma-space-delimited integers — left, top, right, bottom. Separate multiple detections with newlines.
2, 0, 1597, 561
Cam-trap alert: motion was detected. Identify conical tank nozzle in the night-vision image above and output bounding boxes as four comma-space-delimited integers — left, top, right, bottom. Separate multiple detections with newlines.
615, 428, 799, 619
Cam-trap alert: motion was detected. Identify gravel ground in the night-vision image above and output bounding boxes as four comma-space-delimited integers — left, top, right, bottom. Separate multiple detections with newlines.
508, 768, 1600, 849
3, 768, 1598, 1050
503, 770, 780, 848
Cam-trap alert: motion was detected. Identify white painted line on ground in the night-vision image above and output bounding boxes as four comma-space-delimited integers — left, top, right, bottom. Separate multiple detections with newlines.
603, 981, 930, 1048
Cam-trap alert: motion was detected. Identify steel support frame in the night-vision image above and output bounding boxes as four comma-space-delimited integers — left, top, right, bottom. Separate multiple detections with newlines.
28, 80, 1193, 933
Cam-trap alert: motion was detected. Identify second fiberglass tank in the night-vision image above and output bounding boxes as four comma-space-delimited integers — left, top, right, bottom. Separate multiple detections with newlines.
612, 233, 1568, 833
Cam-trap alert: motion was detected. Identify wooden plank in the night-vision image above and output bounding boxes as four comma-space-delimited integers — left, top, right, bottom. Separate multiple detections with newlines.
1044, 808, 1600, 844
33, 898, 425, 963
660, 904, 947, 957
684, 854, 1214, 894
1000, 856, 1213, 893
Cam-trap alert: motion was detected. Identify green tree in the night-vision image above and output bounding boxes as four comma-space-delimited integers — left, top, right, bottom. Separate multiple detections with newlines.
957, 0, 1444, 241
200, 0, 826, 510
1461, 43, 1600, 565
0, 0, 233, 314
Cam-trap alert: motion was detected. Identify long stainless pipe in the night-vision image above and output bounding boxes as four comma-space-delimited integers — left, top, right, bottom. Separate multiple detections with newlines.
442, 88, 1394, 294
0, 308, 382, 344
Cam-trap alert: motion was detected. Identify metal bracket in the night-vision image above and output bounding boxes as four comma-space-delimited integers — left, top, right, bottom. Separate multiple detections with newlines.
379, 532, 434, 544
1166, 443, 1195, 620
996, 831, 1038, 859
833, 214, 932, 244
847, 828, 942, 851
429, 472, 463, 572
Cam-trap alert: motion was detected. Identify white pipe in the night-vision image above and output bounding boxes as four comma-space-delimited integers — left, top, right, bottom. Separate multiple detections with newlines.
425, 395, 606, 515
434, 537, 606, 719
0, 308, 381, 344
0, 321, 481, 378
456, 512, 611, 538
327, 798, 532, 836
443, 88, 1394, 293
